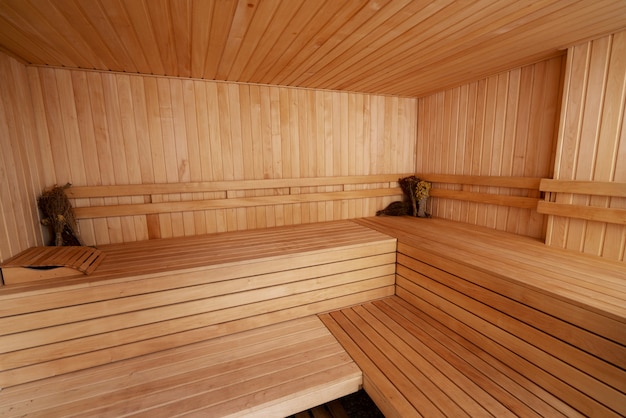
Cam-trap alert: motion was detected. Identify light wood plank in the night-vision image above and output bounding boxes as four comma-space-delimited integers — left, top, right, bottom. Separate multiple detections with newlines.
537, 201, 626, 224
540, 179, 626, 196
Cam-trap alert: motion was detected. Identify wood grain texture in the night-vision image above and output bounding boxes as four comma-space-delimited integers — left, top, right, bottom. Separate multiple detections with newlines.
321, 297, 583, 418
548, 30, 626, 261
349, 216, 626, 417
0, 316, 362, 417
0, 53, 46, 264
26, 67, 417, 246
0, 0, 625, 97
0, 220, 396, 388
415, 57, 564, 238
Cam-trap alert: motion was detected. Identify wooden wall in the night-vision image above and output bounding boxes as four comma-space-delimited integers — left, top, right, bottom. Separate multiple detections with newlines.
547, 30, 626, 262
0, 53, 45, 263
25, 67, 417, 246
415, 56, 565, 238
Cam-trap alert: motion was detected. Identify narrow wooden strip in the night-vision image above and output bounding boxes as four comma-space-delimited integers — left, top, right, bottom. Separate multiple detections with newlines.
540, 179, 626, 197
65, 174, 412, 198
73, 188, 402, 218
537, 201, 626, 224
430, 189, 539, 208
419, 174, 541, 189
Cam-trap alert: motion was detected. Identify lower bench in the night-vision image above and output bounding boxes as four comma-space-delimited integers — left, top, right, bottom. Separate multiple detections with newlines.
0, 220, 396, 416
328, 216, 626, 417
0, 316, 361, 417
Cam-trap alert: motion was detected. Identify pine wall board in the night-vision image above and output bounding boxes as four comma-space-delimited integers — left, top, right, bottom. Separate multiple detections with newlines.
25, 67, 417, 246
415, 56, 565, 238
0, 53, 46, 263
548, 30, 626, 262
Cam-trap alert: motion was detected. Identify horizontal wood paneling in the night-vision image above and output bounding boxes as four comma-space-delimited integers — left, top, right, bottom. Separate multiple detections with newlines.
415, 56, 564, 238
28, 67, 417, 246
0, 53, 46, 263
1, 1, 625, 97
548, 30, 626, 262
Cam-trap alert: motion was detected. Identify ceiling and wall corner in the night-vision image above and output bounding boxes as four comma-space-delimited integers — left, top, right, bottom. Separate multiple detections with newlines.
0, 0, 624, 98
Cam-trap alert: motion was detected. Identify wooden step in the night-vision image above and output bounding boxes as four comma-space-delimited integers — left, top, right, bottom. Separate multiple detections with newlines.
0, 316, 362, 417
321, 297, 582, 418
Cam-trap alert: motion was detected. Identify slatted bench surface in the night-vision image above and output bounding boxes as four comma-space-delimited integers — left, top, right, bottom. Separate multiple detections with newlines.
0, 220, 396, 390
352, 216, 626, 417
321, 297, 582, 418
355, 216, 626, 329
1, 220, 394, 293
0, 316, 362, 417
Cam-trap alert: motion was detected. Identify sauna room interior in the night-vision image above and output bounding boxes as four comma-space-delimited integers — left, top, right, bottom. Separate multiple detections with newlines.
1, 1, 625, 260
0, 1, 625, 417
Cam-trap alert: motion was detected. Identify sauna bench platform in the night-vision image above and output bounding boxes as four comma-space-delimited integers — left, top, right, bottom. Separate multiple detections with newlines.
0, 220, 397, 417
328, 216, 625, 417
1, 217, 625, 417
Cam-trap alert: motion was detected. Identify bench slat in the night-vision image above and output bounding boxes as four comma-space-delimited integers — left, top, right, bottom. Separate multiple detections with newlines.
537, 200, 626, 224
430, 189, 539, 208
64, 175, 410, 198
540, 179, 626, 196
420, 174, 542, 189
73, 188, 402, 218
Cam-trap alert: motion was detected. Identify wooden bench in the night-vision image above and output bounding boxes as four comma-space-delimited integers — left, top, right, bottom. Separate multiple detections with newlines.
2, 174, 624, 416
0, 220, 396, 416
321, 216, 625, 417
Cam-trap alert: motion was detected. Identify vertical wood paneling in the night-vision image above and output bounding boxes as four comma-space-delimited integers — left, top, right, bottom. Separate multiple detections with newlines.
0, 54, 46, 263
548, 30, 626, 262
27, 68, 417, 246
415, 56, 565, 238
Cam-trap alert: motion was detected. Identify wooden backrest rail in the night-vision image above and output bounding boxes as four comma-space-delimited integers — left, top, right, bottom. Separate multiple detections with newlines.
417, 174, 542, 209
538, 179, 626, 225
65, 174, 412, 219
64, 174, 545, 219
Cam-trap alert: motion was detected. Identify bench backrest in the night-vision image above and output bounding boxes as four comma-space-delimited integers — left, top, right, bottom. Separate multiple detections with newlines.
64, 175, 411, 219
538, 179, 626, 225
418, 174, 541, 209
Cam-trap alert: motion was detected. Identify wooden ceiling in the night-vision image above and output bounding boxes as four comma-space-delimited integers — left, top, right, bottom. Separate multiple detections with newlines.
0, 0, 624, 97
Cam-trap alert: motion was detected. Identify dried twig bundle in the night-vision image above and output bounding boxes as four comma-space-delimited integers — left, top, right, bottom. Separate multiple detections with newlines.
376, 176, 431, 218
38, 183, 83, 246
